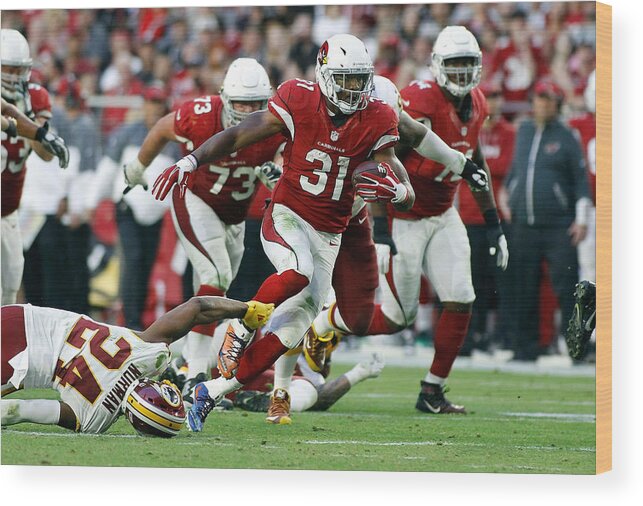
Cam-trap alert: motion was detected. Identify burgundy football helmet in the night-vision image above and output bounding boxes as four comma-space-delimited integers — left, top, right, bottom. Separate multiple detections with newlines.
123, 378, 186, 438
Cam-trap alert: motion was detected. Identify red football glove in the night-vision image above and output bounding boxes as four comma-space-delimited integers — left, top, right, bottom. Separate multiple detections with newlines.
355, 163, 409, 204
152, 155, 198, 201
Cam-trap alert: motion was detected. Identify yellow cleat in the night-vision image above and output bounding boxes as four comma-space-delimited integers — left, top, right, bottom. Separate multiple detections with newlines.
303, 323, 334, 373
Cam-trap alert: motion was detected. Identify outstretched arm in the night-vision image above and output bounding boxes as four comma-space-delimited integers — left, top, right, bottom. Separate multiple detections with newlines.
151, 110, 285, 200
191, 109, 284, 166
140, 297, 274, 344
398, 110, 487, 189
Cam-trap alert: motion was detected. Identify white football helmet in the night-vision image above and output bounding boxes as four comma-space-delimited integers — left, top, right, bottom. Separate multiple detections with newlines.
220, 58, 272, 127
315, 34, 374, 115
1, 29, 32, 97
372, 75, 403, 118
584, 69, 595, 114
431, 26, 482, 97
123, 378, 186, 438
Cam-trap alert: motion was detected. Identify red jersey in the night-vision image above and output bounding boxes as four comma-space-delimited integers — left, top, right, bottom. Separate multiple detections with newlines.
173, 95, 285, 225
1, 83, 52, 217
568, 112, 596, 204
394, 79, 488, 220
458, 117, 515, 225
268, 79, 399, 234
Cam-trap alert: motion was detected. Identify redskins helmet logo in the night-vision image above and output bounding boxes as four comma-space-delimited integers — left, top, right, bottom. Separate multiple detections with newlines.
318, 41, 329, 66
160, 380, 182, 408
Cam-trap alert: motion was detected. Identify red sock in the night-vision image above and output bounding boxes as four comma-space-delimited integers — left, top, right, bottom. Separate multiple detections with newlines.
236, 332, 288, 384
430, 310, 471, 378
253, 269, 309, 305
192, 285, 225, 336
366, 304, 399, 335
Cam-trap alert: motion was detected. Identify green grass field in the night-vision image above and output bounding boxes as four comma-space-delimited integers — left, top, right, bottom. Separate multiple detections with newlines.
1, 365, 595, 474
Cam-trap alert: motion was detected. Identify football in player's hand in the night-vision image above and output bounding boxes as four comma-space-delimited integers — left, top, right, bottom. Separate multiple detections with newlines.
351, 161, 389, 187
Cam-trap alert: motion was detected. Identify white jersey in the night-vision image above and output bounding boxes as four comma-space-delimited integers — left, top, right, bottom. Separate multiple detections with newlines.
17, 304, 170, 434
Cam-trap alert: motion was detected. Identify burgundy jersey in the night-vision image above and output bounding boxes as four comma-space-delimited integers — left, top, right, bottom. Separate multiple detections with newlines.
1, 83, 52, 217
568, 112, 596, 204
268, 79, 399, 234
393, 79, 488, 220
459, 117, 515, 225
173, 95, 284, 224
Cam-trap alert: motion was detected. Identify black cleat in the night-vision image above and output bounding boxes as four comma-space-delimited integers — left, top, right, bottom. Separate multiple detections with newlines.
565, 280, 596, 360
415, 381, 466, 414
233, 390, 272, 412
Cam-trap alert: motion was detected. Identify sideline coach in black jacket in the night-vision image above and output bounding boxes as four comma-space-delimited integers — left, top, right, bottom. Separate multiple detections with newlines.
504, 78, 591, 360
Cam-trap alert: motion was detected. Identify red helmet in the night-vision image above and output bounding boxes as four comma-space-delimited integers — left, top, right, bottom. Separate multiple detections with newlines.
123, 379, 186, 438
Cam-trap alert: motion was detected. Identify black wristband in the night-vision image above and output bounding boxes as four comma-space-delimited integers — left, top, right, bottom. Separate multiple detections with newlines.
35, 126, 46, 142
483, 208, 500, 227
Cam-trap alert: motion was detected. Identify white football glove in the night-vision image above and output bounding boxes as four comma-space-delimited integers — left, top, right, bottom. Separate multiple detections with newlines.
489, 233, 509, 271
123, 158, 149, 191
255, 161, 282, 190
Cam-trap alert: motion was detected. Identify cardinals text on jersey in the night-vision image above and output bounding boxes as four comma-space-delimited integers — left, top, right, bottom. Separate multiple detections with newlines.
267, 78, 399, 233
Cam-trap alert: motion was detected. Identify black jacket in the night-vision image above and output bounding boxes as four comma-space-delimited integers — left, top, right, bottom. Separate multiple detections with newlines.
505, 118, 590, 227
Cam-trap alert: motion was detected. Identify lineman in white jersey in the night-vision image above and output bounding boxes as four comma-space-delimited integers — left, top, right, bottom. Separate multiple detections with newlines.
1, 297, 273, 434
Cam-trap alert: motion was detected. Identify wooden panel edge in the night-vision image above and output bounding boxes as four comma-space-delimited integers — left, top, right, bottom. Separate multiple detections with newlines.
595, 0, 612, 475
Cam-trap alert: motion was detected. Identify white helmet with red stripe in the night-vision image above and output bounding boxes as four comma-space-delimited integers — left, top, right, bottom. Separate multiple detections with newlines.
123, 379, 186, 437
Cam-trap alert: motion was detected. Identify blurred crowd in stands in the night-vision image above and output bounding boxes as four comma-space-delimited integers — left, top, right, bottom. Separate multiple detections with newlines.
2, 2, 597, 361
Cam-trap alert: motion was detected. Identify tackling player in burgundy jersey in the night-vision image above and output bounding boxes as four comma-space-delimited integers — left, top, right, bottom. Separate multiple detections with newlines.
151, 34, 415, 431
124, 58, 284, 392
1, 297, 274, 434
366, 26, 508, 415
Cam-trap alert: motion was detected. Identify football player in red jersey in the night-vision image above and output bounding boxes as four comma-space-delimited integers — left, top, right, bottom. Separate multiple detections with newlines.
1, 297, 273, 435
300, 74, 490, 409
568, 69, 596, 282
152, 34, 414, 431
123, 58, 284, 395
363, 26, 508, 414
1, 29, 69, 305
